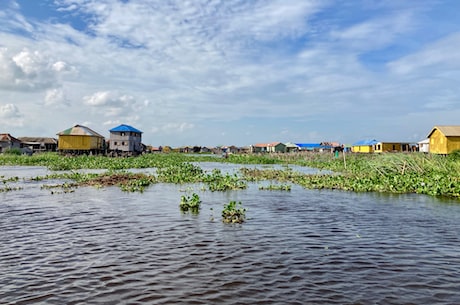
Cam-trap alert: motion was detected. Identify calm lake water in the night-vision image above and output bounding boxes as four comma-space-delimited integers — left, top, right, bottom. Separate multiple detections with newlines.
1, 165, 460, 304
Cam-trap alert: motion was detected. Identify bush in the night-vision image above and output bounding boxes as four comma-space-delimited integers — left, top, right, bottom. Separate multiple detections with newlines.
3, 148, 22, 155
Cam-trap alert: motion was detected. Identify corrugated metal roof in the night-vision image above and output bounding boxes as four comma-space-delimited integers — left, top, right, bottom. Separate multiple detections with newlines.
18, 137, 57, 144
352, 139, 378, 146
295, 143, 321, 148
427, 126, 460, 138
109, 124, 143, 133
57, 125, 104, 137
253, 142, 282, 147
0, 133, 20, 142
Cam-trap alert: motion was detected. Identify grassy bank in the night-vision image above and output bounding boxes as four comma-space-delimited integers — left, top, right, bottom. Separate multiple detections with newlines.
1, 152, 460, 199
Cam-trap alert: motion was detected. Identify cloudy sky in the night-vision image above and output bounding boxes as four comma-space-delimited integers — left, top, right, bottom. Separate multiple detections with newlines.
1, 0, 459, 146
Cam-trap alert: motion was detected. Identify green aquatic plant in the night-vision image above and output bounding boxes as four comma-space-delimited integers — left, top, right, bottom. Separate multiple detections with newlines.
3, 152, 460, 199
157, 163, 204, 183
41, 182, 77, 194
204, 169, 247, 191
119, 176, 155, 192
258, 184, 292, 191
179, 193, 201, 214
240, 167, 298, 182
222, 201, 246, 224
0, 185, 23, 192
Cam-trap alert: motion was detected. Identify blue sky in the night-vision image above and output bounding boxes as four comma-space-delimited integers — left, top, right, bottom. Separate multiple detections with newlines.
1, 0, 460, 147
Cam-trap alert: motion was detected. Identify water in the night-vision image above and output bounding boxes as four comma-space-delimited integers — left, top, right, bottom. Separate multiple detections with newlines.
1, 166, 460, 304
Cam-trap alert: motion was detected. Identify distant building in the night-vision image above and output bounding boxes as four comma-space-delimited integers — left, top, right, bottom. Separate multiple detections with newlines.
295, 143, 322, 152
418, 139, 429, 153
285, 142, 299, 153
57, 124, 105, 154
351, 139, 378, 153
427, 125, 460, 154
0, 133, 21, 153
373, 142, 412, 153
109, 124, 143, 155
18, 137, 58, 153
251, 142, 286, 153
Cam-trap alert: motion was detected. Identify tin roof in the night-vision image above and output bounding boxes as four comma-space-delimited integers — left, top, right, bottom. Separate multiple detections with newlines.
18, 137, 58, 144
0, 133, 20, 142
427, 126, 460, 138
57, 125, 104, 137
352, 139, 378, 146
109, 124, 143, 133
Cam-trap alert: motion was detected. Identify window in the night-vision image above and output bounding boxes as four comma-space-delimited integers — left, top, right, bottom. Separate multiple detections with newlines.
114, 142, 118, 145
121, 132, 125, 136
122, 142, 125, 146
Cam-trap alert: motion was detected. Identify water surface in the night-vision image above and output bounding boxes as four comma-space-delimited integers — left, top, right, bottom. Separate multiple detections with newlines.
1, 166, 460, 304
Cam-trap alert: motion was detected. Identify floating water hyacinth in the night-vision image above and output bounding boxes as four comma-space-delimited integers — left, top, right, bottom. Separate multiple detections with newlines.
179, 193, 201, 214
222, 201, 246, 224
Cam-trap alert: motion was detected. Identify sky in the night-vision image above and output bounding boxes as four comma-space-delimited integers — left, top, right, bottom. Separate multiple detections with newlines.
1, 0, 460, 147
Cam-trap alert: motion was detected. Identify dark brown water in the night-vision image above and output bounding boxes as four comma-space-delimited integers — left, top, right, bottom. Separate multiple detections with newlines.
1, 166, 460, 304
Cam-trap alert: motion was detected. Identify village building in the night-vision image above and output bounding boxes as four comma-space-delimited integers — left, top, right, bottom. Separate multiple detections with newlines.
427, 125, 460, 154
295, 143, 322, 152
251, 142, 286, 153
351, 139, 378, 153
57, 124, 105, 155
418, 139, 430, 153
372, 142, 412, 153
109, 124, 143, 155
0, 133, 21, 153
18, 137, 58, 153
285, 142, 299, 153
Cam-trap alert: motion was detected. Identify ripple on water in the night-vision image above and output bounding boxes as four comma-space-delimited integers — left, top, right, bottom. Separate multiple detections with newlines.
1, 169, 460, 304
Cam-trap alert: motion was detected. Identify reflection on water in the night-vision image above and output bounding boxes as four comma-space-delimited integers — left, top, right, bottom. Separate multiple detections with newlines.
1, 166, 460, 304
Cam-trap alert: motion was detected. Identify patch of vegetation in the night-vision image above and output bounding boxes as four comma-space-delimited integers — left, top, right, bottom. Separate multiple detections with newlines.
157, 162, 204, 183
1, 175, 21, 192
222, 201, 246, 224
204, 169, 247, 191
259, 184, 292, 191
3, 148, 22, 155
41, 182, 77, 194
3, 152, 460, 200
179, 193, 201, 214
0, 185, 23, 192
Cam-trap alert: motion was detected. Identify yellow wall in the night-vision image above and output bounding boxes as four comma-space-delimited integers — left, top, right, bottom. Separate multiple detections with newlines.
58, 135, 103, 150
429, 129, 460, 154
374, 142, 402, 153
429, 129, 447, 154
447, 137, 460, 153
352, 145, 373, 153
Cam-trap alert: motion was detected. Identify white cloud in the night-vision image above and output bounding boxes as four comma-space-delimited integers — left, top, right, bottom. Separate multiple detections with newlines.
83, 91, 115, 106
332, 12, 414, 51
0, 47, 74, 91
44, 88, 69, 106
0, 103, 21, 118
152, 122, 195, 134
0, 103, 23, 126
388, 33, 460, 75
1, 1, 460, 145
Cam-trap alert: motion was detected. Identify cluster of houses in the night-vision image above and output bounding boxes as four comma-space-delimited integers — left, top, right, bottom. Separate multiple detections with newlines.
1, 125, 460, 156
0, 124, 143, 156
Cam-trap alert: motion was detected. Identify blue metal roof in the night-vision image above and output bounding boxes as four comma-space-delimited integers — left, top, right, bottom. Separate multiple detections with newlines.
295, 143, 322, 148
352, 139, 378, 146
109, 124, 143, 133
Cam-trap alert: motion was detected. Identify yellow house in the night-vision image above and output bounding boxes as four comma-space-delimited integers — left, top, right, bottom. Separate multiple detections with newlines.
373, 142, 412, 153
351, 139, 378, 153
57, 124, 105, 153
427, 126, 460, 154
